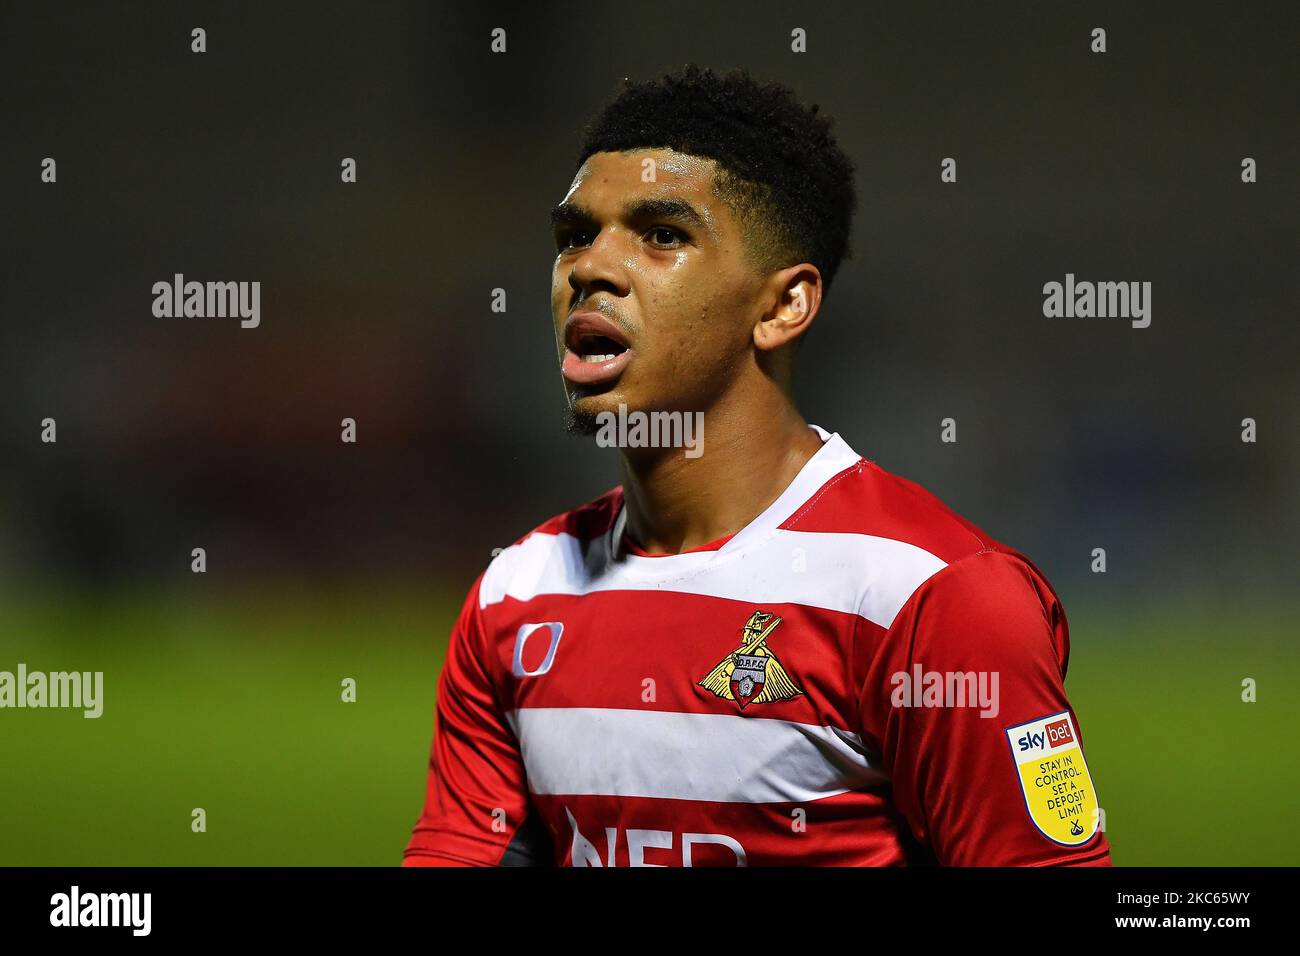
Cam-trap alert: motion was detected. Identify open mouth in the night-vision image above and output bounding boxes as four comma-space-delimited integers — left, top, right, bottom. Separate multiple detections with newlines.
572, 333, 628, 364
562, 312, 634, 387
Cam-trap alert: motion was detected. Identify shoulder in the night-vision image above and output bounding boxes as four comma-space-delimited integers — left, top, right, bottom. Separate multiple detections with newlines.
477, 486, 623, 611
782, 456, 997, 565
783, 455, 1027, 629
803, 461, 1070, 670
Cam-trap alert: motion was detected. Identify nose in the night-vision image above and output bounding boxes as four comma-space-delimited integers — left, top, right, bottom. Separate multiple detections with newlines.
567, 228, 630, 301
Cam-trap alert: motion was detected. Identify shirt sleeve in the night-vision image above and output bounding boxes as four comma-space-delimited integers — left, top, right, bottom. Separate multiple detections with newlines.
402, 572, 543, 866
859, 548, 1112, 866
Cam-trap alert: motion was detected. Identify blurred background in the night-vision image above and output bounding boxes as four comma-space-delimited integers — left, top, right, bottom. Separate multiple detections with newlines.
0, 0, 1295, 865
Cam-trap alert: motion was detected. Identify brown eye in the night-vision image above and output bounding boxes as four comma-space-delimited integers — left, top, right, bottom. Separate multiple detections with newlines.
647, 227, 682, 246
558, 229, 592, 251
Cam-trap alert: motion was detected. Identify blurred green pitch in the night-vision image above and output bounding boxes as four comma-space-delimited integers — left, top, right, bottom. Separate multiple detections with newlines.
0, 585, 1294, 866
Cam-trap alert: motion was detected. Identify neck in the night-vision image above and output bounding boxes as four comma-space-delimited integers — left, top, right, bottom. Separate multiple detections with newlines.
617, 384, 824, 555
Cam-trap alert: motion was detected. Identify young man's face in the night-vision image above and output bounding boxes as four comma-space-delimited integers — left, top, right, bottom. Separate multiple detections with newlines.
550, 148, 767, 429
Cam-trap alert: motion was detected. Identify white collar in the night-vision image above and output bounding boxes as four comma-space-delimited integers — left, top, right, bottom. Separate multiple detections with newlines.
607, 424, 860, 566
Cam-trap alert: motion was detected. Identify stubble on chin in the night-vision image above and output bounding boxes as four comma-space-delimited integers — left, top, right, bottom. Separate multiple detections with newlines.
563, 397, 603, 437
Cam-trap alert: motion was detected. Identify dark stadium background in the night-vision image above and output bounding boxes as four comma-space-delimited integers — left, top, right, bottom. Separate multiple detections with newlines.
0, 1, 1295, 864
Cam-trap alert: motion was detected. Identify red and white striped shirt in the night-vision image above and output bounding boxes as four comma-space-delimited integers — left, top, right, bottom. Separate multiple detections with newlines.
404, 426, 1111, 866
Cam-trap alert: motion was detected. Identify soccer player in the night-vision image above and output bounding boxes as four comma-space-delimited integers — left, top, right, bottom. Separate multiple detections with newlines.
404, 65, 1111, 867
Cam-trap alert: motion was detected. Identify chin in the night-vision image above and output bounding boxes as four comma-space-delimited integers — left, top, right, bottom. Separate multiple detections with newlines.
564, 387, 632, 436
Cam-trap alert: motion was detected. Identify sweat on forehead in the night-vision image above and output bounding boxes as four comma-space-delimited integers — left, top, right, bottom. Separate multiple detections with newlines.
552, 150, 782, 269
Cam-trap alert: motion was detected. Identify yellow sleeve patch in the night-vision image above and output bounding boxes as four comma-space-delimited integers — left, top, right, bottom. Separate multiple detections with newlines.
1005, 711, 1101, 846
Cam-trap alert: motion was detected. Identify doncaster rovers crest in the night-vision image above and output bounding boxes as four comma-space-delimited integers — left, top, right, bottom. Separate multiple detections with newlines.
698, 611, 803, 710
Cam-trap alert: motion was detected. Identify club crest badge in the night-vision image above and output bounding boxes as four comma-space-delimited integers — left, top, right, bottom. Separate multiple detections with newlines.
698, 611, 803, 710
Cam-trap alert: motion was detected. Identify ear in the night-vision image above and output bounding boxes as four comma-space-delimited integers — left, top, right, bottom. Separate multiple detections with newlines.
753, 264, 823, 352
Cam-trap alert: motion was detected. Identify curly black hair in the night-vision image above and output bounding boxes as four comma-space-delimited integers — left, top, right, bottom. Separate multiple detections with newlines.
576, 64, 857, 295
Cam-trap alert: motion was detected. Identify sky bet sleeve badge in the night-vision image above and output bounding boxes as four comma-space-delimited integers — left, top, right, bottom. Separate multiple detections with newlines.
1005, 710, 1101, 846
698, 611, 804, 710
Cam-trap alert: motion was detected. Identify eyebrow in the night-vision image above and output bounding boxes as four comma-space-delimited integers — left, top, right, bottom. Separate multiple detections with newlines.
549, 196, 714, 237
